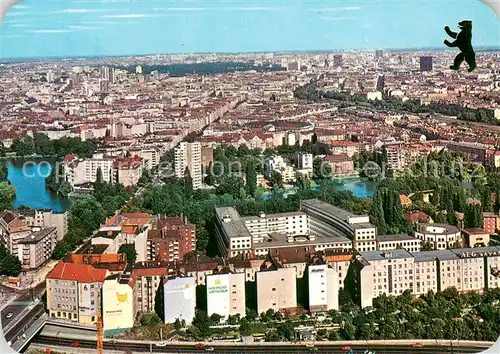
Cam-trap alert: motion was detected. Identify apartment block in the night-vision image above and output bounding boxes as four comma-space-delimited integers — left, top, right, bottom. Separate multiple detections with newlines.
174, 142, 202, 189
163, 276, 196, 324
63, 153, 114, 186
206, 270, 246, 319
132, 262, 170, 314
114, 156, 143, 187
482, 212, 500, 235
17, 227, 57, 270
353, 247, 500, 308
308, 263, 339, 313
19, 209, 68, 241
46, 260, 108, 324
256, 263, 297, 314
147, 216, 196, 262
0, 211, 32, 255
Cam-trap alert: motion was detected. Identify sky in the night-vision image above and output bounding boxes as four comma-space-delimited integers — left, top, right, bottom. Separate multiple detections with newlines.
0, 0, 498, 59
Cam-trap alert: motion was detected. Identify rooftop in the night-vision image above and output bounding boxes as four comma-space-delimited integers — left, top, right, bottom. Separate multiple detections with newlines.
360, 249, 413, 262
215, 206, 252, 240
47, 260, 108, 283
376, 234, 420, 242
300, 199, 369, 223
18, 227, 56, 244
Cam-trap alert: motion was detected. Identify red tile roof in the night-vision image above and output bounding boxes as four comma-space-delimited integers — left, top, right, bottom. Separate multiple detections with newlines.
47, 261, 107, 283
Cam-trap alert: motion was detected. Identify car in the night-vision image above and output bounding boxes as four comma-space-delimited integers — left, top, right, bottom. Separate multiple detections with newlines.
195, 343, 206, 349
71, 341, 80, 348
341, 346, 352, 351
155, 342, 167, 347
5, 312, 13, 319
305, 343, 315, 348
412, 343, 425, 348
204, 348, 215, 352
309, 347, 319, 352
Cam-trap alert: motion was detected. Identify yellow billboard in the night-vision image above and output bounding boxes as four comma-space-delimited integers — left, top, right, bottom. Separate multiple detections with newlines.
102, 278, 134, 333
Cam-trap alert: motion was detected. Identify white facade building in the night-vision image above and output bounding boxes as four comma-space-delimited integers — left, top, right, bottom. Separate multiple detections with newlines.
163, 276, 196, 324
308, 264, 339, 313
174, 142, 202, 190
414, 223, 462, 250
206, 272, 246, 319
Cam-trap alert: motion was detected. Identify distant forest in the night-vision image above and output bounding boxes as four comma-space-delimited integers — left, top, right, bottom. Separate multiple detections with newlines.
117, 62, 285, 76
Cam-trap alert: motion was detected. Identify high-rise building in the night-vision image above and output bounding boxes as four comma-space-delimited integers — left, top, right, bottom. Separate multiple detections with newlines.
257, 263, 297, 314
174, 142, 202, 189
136, 65, 143, 74
147, 216, 196, 262
420, 56, 433, 71
163, 276, 196, 324
101, 66, 115, 84
333, 54, 343, 67
206, 270, 246, 319
99, 78, 109, 93
46, 70, 55, 83
308, 263, 339, 313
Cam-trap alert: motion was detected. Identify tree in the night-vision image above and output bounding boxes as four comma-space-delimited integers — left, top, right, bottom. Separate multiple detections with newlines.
118, 243, 137, 265
464, 203, 483, 228
245, 161, 257, 197
0, 142, 5, 157
174, 318, 182, 331
184, 167, 193, 198
0, 163, 7, 182
34, 133, 55, 156
52, 241, 72, 260
10, 136, 35, 156
0, 245, 21, 276
69, 197, 106, 235
205, 162, 215, 186
0, 182, 16, 210
269, 170, 283, 189
154, 278, 165, 322
370, 189, 387, 235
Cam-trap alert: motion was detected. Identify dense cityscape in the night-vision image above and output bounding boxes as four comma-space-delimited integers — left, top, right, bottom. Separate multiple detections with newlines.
0, 48, 499, 354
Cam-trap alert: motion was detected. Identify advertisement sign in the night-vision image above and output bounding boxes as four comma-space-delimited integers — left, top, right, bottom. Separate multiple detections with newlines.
102, 280, 134, 331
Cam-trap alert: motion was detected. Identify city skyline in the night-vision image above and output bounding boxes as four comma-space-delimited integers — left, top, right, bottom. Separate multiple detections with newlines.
0, 0, 499, 59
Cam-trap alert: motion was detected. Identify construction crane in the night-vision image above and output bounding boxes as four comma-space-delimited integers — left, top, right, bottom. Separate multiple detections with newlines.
97, 287, 103, 354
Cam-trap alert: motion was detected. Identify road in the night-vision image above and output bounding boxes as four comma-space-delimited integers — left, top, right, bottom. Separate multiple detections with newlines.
30, 336, 487, 354
4, 304, 45, 343
1, 282, 45, 329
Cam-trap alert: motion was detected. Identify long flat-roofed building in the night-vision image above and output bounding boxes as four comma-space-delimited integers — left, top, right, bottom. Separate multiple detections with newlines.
376, 234, 422, 253
352, 246, 500, 308
300, 199, 376, 252
215, 207, 253, 258
215, 205, 353, 258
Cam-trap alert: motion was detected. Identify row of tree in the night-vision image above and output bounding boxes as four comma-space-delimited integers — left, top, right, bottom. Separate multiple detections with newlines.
294, 81, 496, 126
3, 133, 97, 158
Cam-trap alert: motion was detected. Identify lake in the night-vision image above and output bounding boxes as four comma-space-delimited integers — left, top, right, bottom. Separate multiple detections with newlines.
6, 159, 72, 212
336, 180, 375, 198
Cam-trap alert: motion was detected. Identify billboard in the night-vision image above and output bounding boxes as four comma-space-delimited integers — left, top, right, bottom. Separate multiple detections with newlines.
164, 277, 196, 324
206, 274, 229, 318
78, 282, 93, 316
102, 279, 134, 332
